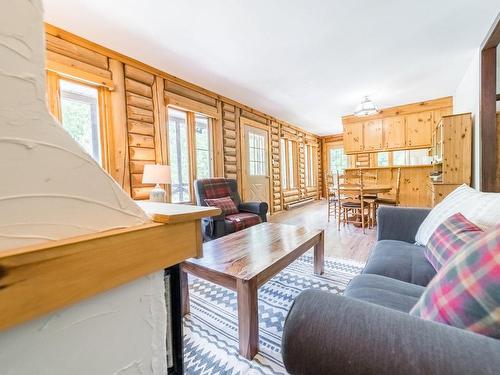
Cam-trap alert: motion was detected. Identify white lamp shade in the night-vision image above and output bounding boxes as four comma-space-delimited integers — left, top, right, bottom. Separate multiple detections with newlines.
142, 164, 171, 184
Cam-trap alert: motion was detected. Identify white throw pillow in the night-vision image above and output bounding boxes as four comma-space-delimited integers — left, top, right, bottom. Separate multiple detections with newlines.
415, 184, 500, 245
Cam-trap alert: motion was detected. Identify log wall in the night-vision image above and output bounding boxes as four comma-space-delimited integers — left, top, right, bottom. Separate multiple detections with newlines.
44, 24, 321, 212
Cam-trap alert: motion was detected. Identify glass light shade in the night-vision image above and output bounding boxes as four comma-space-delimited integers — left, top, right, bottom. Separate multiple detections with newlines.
142, 164, 171, 184
354, 96, 379, 117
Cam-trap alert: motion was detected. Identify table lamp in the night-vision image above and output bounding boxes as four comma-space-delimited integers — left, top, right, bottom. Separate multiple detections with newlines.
142, 164, 171, 202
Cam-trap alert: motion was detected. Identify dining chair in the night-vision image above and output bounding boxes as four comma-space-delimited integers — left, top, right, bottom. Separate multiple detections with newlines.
337, 169, 371, 234
359, 170, 378, 228
326, 172, 338, 222
375, 168, 402, 207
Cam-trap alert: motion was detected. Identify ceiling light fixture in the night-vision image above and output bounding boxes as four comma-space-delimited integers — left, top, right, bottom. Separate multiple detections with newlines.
354, 96, 379, 117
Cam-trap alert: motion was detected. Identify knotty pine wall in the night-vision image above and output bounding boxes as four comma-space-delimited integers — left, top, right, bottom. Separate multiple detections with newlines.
44, 24, 321, 214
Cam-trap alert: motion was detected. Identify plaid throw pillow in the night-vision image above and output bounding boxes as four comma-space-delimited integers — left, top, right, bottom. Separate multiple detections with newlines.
204, 196, 238, 215
410, 224, 500, 339
425, 213, 483, 271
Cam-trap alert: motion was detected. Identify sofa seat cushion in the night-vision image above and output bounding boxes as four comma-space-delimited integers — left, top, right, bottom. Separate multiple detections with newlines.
345, 274, 425, 313
363, 240, 436, 286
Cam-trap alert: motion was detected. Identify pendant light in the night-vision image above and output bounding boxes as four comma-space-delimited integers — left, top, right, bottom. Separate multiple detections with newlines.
354, 96, 379, 117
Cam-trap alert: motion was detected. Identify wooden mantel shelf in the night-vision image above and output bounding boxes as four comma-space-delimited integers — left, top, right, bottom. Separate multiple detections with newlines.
136, 201, 221, 224
0, 202, 220, 332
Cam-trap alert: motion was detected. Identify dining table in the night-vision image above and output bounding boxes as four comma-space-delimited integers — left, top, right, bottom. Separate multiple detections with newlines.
337, 183, 393, 227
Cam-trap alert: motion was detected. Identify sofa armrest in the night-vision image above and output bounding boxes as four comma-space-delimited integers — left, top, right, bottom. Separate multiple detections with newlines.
377, 206, 431, 243
282, 290, 500, 375
238, 201, 268, 221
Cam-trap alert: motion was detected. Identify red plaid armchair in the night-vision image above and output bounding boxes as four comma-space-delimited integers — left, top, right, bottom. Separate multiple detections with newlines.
194, 178, 268, 241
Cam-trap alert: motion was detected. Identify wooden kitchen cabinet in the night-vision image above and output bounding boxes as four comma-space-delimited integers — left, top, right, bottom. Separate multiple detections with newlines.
383, 116, 406, 149
343, 122, 363, 153
363, 119, 383, 151
405, 111, 433, 148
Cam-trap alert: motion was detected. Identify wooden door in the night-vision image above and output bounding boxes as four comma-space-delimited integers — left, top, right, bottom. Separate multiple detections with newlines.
363, 120, 383, 151
405, 111, 433, 148
240, 120, 270, 204
383, 116, 406, 149
343, 122, 364, 153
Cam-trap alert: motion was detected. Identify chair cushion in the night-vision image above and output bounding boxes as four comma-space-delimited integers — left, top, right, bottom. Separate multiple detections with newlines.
204, 196, 238, 215
363, 240, 436, 286
345, 274, 425, 313
411, 225, 500, 339
425, 212, 483, 271
198, 178, 231, 199
415, 184, 500, 246
225, 212, 261, 232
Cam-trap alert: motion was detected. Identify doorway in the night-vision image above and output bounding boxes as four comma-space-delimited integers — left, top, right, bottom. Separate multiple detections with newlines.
240, 118, 271, 205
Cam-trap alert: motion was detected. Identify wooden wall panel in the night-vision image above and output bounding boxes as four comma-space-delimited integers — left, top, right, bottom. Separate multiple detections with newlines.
124, 64, 159, 199
270, 121, 282, 212
222, 103, 238, 181
108, 59, 130, 194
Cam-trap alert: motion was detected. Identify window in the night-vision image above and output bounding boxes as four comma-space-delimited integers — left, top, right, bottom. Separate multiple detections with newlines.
167, 108, 213, 203
168, 108, 190, 203
377, 151, 390, 167
248, 132, 266, 176
305, 144, 317, 187
281, 138, 297, 190
280, 139, 287, 188
393, 148, 430, 166
60, 80, 102, 164
194, 114, 212, 179
328, 146, 349, 173
393, 150, 406, 166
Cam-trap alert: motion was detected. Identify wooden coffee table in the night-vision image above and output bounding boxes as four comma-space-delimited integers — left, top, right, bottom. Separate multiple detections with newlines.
181, 222, 324, 359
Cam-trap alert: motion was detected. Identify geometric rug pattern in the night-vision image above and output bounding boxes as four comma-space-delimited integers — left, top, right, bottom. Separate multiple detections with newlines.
184, 252, 364, 374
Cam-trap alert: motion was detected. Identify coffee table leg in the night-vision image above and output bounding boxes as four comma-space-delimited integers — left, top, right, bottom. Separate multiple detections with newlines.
180, 266, 190, 317
314, 230, 325, 275
237, 277, 258, 359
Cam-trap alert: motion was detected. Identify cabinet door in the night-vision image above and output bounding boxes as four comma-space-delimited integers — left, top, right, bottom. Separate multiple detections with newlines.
405, 111, 433, 148
363, 120, 383, 151
343, 122, 363, 153
383, 116, 406, 149
433, 107, 452, 128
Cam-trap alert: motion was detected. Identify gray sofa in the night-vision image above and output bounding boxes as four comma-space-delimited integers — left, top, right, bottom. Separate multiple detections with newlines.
282, 206, 500, 375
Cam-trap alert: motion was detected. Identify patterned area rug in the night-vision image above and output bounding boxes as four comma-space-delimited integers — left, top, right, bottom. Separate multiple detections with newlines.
184, 252, 364, 374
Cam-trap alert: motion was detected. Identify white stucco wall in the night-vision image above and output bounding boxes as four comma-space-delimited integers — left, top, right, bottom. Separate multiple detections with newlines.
453, 49, 481, 188
0, 1, 167, 374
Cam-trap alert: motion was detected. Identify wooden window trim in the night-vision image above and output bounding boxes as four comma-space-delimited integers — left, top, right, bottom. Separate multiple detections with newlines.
164, 91, 219, 119
46, 60, 114, 89
281, 138, 299, 191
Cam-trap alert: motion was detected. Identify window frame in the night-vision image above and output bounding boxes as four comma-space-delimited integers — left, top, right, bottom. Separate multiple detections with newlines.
166, 106, 214, 203
280, 137, 299, 191
375, 149, 431, 167
305, 143, 318, 188
327, 143, 349, 174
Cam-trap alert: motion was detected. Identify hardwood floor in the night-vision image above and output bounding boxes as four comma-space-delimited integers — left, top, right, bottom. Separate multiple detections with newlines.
269, 200, 375, 263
